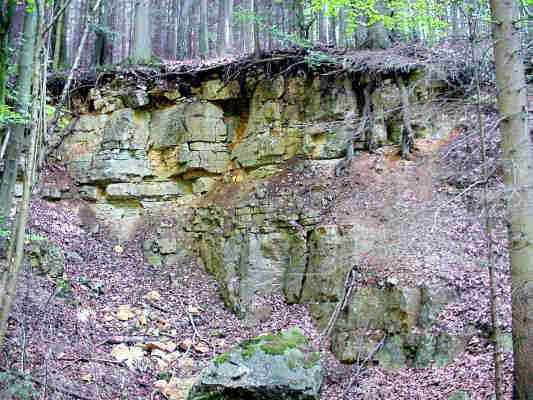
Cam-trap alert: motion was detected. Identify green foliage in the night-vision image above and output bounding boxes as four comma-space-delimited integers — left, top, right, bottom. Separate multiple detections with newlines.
213, 352, 230, 365
0, 105, 26, 127
0, 371, 37, 400
0, 217, 9, 239
312, 0, 452, 42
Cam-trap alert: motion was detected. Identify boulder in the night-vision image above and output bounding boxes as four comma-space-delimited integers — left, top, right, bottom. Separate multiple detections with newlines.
188, 328, 322, 400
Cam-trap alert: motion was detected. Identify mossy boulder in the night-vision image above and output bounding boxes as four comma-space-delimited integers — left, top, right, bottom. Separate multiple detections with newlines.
188, 328, 323, 400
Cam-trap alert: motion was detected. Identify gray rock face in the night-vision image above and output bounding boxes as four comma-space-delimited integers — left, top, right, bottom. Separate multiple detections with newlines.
188, 329, 323, 400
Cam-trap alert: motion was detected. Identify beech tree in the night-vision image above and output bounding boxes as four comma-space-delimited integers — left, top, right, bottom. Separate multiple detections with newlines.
132, 0, 151, 62
489, 0, 532, 398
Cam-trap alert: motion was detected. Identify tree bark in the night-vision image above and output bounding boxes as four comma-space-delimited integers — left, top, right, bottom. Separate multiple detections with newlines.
367, 0, 392, 49
177, 0, 192, 59
0, 7, 37, 223
53, 0, 65, 69
0, 0, 45, 349
132, 0, 152, 62
0, 0, 15, 105
199, 0, 208, 59
251, 0, 261, 58
489, 1, 533, 399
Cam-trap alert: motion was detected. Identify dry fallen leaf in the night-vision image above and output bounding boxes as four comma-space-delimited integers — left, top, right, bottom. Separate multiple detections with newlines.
179, 338, 193, 351
102, 313, 114, 322
146, 290, 162, 301
145, 341, 177, 353
138, 311, 149, 326
154, 377, 195, 400
111, 344, 146, 369
116, 305, 135, 321
193, 342, 210, 354
186, 305, 202, 316
176, 357, 195, 374
154, 357, 169, 371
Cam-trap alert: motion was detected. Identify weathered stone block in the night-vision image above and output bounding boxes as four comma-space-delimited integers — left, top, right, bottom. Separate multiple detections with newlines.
201, 79, 241, 100
150, 105, 187, 149
184, 102, 226, 143
106, 181, 184, 200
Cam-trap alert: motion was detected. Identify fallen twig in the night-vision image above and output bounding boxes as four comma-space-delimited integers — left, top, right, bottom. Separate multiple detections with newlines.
343, 334, 387, 398
96, 335, 176, 347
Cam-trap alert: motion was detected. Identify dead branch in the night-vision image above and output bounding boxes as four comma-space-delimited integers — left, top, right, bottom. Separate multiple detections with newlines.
395, 73, 415, 160
343, 334, 387, 398
96, 335, 176, 347
320, 264, 359, 340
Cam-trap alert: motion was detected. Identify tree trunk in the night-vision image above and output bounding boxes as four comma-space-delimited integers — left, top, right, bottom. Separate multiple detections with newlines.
251, 0, 261, 58
132, 0, 151, 62
225, 0, 233, 54
0, 8, 37, 223
489, 1, 533, 399
319, 2, 327, 43
52, 0, 66, 69
0, 0, 44, 349
216, 0, 225, 56
177, 0, 192, 59
0, 0, 15, 105
199, 0, 208, 59
328, 8, 336, 46
367, 0, 392, 49
338, 7, 346, 48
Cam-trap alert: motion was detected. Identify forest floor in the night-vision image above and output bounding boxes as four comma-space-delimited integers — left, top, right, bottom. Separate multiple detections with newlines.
1, 96, 518, 400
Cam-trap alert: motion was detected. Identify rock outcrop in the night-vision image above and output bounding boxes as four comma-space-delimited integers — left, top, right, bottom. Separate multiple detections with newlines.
45, 60, 465, 370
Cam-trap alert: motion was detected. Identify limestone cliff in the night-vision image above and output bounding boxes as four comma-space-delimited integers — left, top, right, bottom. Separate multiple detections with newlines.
44, 57, 468, 370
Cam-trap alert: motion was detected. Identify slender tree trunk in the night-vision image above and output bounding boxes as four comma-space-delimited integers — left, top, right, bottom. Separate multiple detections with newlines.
367, 0, 392, 49
0, 8, 37, 223
225, 0, 233, 54
338, 7, 346, 48
251, 0, 261, 58
0, 0, 45, 349
177, 0, 192, 59
0, 0, 15, 105
319, 2, 327, 43
132, 0, 151, 62
328, 8, 336, 46
489, 1, 533, 399
52, 0, 66, 69
199, 0, 208, 59
216, 0, 225, 56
